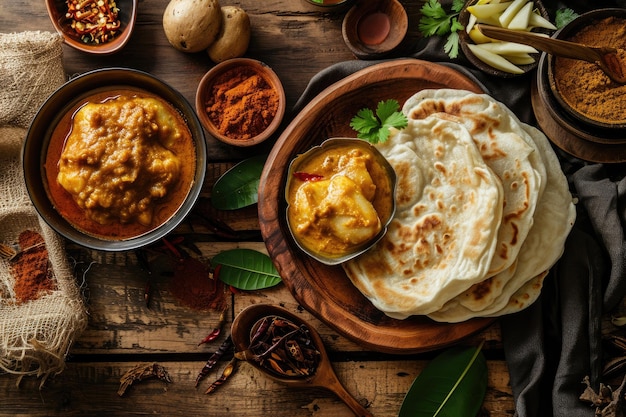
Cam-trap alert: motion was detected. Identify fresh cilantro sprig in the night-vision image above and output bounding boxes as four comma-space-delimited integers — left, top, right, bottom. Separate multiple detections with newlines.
350, 99, 408, 144
555, 8, 579, 29
418, 0, 465, 59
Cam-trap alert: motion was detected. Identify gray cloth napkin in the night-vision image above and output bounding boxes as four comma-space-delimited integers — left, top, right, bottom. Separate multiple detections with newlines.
291, 2, 626, 415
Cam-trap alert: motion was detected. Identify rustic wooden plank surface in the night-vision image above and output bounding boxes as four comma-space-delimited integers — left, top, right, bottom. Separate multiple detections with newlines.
0, 0, 515, 415
1, 360, 514, 417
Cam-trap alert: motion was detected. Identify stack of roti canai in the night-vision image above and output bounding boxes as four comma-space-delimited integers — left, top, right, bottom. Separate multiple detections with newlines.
342, 89, 576, 323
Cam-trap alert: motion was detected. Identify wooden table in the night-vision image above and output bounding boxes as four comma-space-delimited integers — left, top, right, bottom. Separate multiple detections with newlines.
0, 1, 515, 415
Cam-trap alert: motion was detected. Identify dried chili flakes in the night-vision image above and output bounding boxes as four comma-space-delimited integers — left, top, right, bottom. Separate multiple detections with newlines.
65, 0, 121, 45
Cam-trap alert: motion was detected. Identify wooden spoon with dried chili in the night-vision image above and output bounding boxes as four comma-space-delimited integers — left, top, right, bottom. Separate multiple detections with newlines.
231, 304, 373, 417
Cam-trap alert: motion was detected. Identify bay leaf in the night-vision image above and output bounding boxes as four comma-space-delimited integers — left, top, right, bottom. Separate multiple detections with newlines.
398, 341, 487, 417
211, 155, 266, 210
212, 248, 281, 290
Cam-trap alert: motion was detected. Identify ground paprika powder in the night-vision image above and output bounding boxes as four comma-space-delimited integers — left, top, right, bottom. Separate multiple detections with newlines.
169, 256, 227, 312
204, 66, 279, 140
10, 230, 56, 304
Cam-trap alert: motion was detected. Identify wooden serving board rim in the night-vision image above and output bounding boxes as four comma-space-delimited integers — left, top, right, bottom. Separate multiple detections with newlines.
258, 58, 495, 354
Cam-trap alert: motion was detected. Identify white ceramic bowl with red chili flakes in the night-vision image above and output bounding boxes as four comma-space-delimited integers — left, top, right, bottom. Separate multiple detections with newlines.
45, 0, 137, 55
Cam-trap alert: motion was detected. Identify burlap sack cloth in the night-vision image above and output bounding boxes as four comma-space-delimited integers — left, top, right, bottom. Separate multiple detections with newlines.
0, 31, 88, 386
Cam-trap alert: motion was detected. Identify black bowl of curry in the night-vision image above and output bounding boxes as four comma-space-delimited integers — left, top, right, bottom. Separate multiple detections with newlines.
23, 67, 206, 251
285, 138, 396, 265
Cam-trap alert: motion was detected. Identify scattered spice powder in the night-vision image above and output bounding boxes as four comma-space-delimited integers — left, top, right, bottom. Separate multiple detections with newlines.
169, 256, 227, 311
553, 16, 626, 124
204, 66, 279, 140
10, 230, 56, 304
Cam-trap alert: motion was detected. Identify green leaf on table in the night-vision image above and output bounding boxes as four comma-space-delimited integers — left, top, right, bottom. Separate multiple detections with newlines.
211, 155, 266, 210
212, 249, 281, 290
398, 341, 487, 417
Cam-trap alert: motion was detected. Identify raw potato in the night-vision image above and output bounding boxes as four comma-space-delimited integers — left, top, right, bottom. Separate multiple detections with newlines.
163, 0, 222, 53
207, 6, 251, 63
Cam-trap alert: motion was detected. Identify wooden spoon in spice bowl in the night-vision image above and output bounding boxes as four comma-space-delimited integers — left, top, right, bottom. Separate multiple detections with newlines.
231, 304, 374, 417
476, 24, 626, 84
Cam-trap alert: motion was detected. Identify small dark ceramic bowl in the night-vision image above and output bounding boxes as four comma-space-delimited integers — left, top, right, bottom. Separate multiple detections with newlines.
547, 8, 626, 131
342, 0, 408, 60
23, 68, 207, 251
45, 0, 137, 55
458, 0, 552, 78
284, 138, 397, 266
195, 58, 286, 147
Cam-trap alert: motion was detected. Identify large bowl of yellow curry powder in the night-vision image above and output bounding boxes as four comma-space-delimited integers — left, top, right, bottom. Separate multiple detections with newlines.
23, 67, 207, 251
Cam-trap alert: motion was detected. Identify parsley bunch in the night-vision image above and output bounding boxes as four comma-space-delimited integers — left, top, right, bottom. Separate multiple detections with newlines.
418, 0, 466, 59
350, 99, 408, 144
555, 8, 579, 29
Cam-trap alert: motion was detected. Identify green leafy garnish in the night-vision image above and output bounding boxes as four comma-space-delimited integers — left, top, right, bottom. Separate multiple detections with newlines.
211, 155, 266, 210
398, 341, 487, 417
213, 249, 281, 290
418, 0, 465, 58
350, 99, 408, 144
555, 8, 579, 29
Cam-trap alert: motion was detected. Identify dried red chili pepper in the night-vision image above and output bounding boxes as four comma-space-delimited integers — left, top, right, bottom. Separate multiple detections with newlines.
247, 316, 321, 379
198, 328, 221, 347
293, 172, 324, 182
160, 236, 184, 262
205, 358, 238, 395
198, 309, 227, 346
195, 336, 234, 387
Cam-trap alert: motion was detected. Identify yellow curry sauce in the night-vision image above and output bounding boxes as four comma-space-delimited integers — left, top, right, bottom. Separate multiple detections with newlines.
45, 88, 196, 240
287, 144, 394, 259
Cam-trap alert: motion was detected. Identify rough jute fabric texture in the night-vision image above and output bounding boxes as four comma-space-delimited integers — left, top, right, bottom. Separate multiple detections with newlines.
0, 31, 66, 129
0, 31, 88, 387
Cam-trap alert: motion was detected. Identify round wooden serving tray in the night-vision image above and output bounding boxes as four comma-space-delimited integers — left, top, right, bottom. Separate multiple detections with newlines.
258, 59, 495, 354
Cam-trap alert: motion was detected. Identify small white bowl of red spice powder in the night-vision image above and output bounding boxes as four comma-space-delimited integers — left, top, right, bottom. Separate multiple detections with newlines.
195, 58, 286, 147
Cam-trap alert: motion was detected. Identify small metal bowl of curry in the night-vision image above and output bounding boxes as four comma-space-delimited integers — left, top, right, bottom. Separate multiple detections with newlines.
284, 138, 396, 266
548, 9, 626, 131
23, 67, 207, 251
